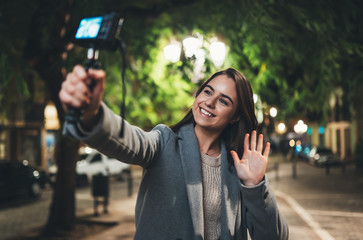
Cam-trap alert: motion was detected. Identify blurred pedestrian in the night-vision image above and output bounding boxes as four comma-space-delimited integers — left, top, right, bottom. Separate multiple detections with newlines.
59, 65, 288, 239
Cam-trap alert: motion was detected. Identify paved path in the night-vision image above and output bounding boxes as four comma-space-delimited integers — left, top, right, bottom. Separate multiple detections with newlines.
84, 158, 363, 240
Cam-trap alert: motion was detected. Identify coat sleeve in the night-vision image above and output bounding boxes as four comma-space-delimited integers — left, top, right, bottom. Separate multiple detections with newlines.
63, 102, 170, 168
241, 177, 289, 240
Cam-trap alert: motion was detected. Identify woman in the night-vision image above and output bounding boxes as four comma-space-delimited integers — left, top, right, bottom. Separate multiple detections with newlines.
60, 65, 289, 240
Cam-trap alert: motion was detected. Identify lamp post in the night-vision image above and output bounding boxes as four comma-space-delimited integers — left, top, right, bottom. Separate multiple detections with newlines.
291, 120, 308, 178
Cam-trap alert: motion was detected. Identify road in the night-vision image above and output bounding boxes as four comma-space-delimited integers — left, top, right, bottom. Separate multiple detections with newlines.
1, 158, 363, 240
267, 159, 363, 240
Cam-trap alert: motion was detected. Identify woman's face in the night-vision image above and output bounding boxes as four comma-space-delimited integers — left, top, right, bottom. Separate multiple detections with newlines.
192, 75, 239, 134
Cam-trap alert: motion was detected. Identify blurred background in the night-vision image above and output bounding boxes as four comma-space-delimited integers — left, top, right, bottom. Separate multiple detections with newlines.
0, 0, 362, 239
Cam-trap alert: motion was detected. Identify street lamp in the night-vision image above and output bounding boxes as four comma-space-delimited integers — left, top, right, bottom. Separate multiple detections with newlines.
182, 36, 202, 58
276, 122, 287, 134
294, 120, 308, 135
163, 42, 181, 63
163, 36, 226, 69
269, 107, 277, 118
209, 41, 226, 68
44, 102, 60, 130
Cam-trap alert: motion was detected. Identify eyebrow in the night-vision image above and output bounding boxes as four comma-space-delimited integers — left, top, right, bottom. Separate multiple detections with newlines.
205, 85, 234, 104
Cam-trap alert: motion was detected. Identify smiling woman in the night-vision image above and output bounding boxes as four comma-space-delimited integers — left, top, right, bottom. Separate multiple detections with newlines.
192, 75, 239, 139
60, 65, 289, 239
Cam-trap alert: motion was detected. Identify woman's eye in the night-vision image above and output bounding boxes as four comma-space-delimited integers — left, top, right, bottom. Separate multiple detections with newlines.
204, 89, 211, 95
219, 99, 228, 106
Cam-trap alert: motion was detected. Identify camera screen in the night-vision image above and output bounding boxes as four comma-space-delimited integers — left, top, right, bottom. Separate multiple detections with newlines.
75, 16, 103, 39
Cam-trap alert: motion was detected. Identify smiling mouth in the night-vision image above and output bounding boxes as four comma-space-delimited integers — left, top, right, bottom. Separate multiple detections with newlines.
200, 107, 216, 117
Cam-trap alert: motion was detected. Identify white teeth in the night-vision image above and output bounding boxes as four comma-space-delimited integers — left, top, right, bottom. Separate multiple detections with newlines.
201, 108, 212, 117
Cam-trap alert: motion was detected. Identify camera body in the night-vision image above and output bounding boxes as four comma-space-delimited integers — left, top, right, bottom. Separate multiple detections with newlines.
65, 12, 124, 124
73, 12, 123, 51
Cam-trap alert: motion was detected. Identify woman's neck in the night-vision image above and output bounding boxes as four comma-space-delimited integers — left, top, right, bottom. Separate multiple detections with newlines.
194, 125, 221, 156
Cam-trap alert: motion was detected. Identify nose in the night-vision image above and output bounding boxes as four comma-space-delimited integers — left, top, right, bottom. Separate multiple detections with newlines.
205, 96, 217, 108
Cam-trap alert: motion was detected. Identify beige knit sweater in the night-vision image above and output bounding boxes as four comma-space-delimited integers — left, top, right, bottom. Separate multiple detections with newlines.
201, 151, 222, 240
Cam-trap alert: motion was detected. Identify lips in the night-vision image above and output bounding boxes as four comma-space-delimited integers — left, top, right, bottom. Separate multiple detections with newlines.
200, 107, 216, 117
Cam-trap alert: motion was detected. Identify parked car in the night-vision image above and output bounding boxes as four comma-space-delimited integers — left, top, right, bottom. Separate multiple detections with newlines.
308, 147, 341, 167
0, 160, 43, 202
76, 150, 130, 183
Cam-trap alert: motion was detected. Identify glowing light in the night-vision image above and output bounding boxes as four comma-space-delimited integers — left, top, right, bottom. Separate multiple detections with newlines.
276, 122, 286, 134
84, 147, 93, 154
253, 94, 258, 104
209, 41, 226, 68
319, 126, 325, 134
44, 102, 60, 130
183, 36, 202, 58
269, 107, 277, 117
294, 120, 308, 134
257, 110, 264, 124
164, 43, 181, 63
289, 139, 296, 147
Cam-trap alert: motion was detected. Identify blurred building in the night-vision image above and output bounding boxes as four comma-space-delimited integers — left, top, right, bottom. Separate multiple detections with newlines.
0, 102, 59, 171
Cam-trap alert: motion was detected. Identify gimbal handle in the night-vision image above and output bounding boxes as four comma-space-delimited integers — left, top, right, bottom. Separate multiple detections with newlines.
65, 48, 100, 124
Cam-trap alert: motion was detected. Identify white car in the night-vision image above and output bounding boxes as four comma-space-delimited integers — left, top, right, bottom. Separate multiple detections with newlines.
76, 150, 130, 183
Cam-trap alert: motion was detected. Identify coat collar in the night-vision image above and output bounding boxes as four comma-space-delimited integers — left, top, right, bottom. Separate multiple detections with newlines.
177, 123, 240, 238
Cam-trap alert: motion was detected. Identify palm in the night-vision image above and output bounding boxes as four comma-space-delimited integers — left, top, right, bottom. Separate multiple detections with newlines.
231, 131, 270, 186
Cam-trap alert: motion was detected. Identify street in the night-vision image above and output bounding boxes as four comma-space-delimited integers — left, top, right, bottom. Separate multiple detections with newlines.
0, 172, 141, 240
1, 157, 363, 240
267, 158, 363, 240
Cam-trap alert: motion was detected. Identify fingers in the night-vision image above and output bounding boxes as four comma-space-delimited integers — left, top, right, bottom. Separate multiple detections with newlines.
88, 68, 106, 82
244, 133, 250, 151
257, 133, 263, 153
244, 131, 267, 153
73, 65, 88, 80
250, 130, 256, 151
59, 65, 106, 113
231, 150, 243, 168
59, 72, 91, 108
263, 142, 271, 158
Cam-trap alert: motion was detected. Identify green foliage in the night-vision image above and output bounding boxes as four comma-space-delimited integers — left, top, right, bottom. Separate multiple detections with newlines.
2, 0, 363, 127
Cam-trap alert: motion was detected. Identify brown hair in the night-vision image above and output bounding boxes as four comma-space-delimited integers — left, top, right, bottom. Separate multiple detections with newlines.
170, 68, 257, 164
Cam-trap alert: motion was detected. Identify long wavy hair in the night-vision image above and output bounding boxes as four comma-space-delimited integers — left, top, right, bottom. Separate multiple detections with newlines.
170, 68, 258, 165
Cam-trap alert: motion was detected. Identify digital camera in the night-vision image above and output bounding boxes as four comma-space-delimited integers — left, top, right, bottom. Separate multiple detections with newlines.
73, 12, 123, 51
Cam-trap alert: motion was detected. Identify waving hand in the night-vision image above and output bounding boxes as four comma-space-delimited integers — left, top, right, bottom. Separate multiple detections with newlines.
230, 130, 270, 186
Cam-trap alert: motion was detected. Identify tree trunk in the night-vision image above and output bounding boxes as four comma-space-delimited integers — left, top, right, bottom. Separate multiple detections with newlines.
44, 134, 79, 233
23, 0, 80, 234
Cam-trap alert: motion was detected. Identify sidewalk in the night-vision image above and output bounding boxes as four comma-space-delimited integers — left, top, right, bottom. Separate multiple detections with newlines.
80, 193, 137, 240
79, 155, 363, 240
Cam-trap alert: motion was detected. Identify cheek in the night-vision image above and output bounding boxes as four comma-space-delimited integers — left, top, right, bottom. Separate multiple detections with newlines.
193, 96, 202, 108
192, 100, 199, 114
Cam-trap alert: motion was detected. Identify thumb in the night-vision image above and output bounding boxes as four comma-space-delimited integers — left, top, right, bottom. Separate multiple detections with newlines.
230, 150, 240, 166
88, 68, 106, 80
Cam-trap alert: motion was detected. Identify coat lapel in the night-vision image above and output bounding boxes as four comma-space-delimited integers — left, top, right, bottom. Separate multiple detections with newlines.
178, 124, 204, 238
220, 145, 241, 237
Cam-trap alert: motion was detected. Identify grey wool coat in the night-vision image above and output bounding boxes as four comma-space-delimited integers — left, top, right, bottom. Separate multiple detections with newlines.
64, 103, 289, 240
